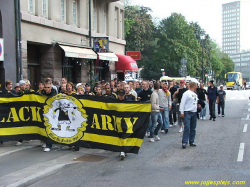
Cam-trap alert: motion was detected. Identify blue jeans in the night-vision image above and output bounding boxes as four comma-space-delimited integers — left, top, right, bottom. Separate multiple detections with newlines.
200, 100, 207, 118
160, 106, 170, 130
149, 112, 163, 138
182, 111, 197, 144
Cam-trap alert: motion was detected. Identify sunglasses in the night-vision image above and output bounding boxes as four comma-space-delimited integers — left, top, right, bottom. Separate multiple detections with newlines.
45, 87, 51, 88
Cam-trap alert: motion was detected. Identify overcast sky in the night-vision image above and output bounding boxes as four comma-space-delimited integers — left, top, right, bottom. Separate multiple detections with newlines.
130, 0, 247, 48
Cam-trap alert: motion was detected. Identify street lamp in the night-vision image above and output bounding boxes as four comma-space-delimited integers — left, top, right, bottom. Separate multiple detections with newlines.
200, 34, 206, 84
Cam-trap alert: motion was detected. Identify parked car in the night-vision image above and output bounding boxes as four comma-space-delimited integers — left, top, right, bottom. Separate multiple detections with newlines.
245, 82, 250, 89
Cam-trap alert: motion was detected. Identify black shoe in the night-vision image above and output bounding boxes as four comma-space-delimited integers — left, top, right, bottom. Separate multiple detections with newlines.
73, 146, 79, 151
213, 118, 216, 121
222, 115, 224, 117
165, 129, 168, 134
190, 143, 196, 147
182, 144, 187, 149
210, 117, 212, 120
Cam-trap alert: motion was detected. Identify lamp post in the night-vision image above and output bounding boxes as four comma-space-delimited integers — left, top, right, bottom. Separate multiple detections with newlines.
200, 34, 206, 84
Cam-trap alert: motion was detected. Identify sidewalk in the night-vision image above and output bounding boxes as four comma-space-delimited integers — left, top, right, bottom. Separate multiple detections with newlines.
0, 141, 113, 187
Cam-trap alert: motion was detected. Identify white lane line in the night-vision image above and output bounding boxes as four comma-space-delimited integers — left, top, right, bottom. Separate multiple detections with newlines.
237, 143, 245, 162
243, 124, 248, 132
0, 146, 36, 158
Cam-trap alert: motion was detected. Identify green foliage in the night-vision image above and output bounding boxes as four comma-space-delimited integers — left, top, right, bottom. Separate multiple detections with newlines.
124, 4, 234, 82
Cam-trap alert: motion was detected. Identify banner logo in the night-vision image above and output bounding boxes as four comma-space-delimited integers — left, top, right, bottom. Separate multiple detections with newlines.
44, 94, 88, 144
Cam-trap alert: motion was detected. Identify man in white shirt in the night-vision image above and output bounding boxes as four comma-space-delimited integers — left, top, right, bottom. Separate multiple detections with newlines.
179, 82, 199, 149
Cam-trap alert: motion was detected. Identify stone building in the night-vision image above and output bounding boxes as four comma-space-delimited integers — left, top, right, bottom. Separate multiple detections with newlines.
20, 0, 126, 89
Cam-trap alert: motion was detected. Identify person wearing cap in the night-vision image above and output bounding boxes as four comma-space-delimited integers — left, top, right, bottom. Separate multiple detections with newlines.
116, 88, 128, 160
217, 85, 226, 117
77, 87, 85, 95
2, 80, 16, 94
173, 80, 188, 133
207, 80, 218, 121
14, 83, 20, 94
17, 80, 27, 96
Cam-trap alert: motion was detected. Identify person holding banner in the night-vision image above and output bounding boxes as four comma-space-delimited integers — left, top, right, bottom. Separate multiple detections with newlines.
2, 80, 16, 94
42, 82, 57, 152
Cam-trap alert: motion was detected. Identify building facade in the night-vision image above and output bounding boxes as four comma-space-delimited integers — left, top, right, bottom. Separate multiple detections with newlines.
19, 0, 126, 89
222, 1, 250, 54
230, 51, 250, 81
0, 0, 17, 89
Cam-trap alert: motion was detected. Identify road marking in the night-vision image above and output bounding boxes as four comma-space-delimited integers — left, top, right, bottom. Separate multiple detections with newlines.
243, 124, 248, 132
241, 114, 249, 120
0, 146, 36, 158
237, 143, 245, 162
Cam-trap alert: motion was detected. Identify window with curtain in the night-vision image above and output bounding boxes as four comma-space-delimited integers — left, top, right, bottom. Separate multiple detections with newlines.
29, 0, 35, 14
61, 0, 66, 22
42, 0, 48, 18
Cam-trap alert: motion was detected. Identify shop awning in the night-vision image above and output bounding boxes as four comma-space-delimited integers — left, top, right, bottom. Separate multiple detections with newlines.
59, 45, 97, 59
116, 54, 139, 73
97, 52, 118, 61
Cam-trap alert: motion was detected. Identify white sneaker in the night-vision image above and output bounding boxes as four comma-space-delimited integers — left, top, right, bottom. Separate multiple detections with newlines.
150, 138, 155, 142
160, 130, 165, 133
154, 135, 160, 141
120, 152, 125, 160
218, 114, 221, 117
44, 148, 51, 152
174, 122, 178, 126
145, 132, 150, 137
200, 117, 203, 120
179, 127, 183, 133
203, 117, 206, 120
15, 142, 22, 146
169, 124, 173, 128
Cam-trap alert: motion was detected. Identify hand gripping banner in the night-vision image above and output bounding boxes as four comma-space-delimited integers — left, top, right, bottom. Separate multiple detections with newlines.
0, 93, 151, 154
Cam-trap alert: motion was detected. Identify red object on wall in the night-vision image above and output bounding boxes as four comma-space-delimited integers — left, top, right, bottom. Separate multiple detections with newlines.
126, 51, 141, 61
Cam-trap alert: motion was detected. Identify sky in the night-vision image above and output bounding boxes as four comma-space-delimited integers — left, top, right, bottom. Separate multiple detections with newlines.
130, 0, 246, 48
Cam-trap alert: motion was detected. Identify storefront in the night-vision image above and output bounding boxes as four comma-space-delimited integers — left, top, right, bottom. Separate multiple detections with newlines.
59, 45, 97, 84
95, 52, 118, 82
115, 54, 139, 80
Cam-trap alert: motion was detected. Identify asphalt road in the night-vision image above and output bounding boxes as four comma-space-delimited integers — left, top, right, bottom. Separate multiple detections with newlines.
1, 90, 250, 187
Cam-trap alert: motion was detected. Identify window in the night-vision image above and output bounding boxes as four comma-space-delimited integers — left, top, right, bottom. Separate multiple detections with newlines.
73, 1, 77, 26
93, 0, 97, 31
29, 0, 35, 14
61, 0, 66, 22
120, 10, 123, 39
115, 7, 119, 38
42, 0, 48, 18
103, 6, 106, 34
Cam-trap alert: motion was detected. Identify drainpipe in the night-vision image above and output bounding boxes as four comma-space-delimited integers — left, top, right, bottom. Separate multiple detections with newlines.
89, 0, 92, 48
15, 0, 22, 81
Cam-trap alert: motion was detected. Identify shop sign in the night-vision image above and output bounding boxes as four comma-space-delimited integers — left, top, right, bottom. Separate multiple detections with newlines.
126, 51, 141, 60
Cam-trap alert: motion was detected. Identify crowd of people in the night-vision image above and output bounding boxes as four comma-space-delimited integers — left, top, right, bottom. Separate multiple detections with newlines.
0, 77, 226, 160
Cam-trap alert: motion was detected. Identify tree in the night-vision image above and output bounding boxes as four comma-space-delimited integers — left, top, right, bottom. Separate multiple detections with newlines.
156, 13, 200, 77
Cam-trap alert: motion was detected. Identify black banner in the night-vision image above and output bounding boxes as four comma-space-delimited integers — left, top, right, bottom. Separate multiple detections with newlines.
0, 93, 151, 154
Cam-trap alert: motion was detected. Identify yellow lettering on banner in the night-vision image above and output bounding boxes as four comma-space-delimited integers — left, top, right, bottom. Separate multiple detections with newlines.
101, 115, 114, 131
124, 118, 138, 133
0, 116, 5, 122
6, 108, 20, 122
114, 116, 123, 133
30, 107, 42, 122
91, 114, 101, 129
19, 107, 30, 121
